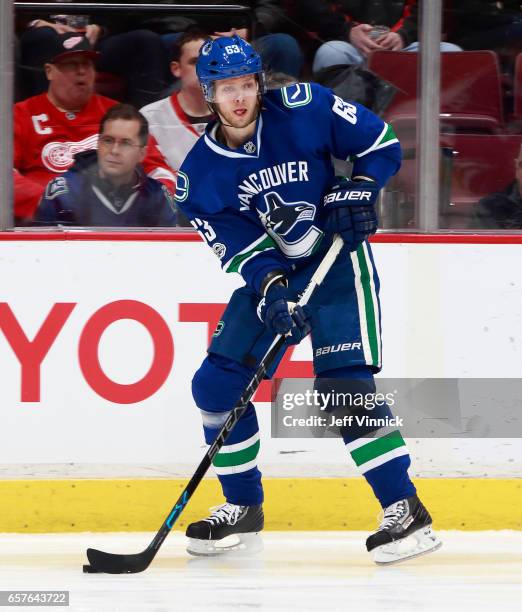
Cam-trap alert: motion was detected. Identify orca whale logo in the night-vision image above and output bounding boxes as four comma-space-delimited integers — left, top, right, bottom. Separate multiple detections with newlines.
258, 191, 316, 236
257, 191, 322, 258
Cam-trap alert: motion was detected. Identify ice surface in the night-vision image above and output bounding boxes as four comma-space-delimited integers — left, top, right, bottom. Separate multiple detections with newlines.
0, 531, 521, 611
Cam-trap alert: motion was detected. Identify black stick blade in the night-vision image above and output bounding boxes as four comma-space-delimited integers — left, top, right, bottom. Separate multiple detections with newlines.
86, 547, 154, 574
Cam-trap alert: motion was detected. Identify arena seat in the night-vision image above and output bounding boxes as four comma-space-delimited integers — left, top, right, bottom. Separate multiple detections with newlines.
384, 134, 521, 228
514, 53, 522, 120
94, 72, 126, 102
367, 51, 504, 133
441, 133, 521, 204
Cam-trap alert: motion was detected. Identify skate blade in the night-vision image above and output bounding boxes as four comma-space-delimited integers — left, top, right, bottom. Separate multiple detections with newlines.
187, 532, 263, 557
371, 526, 442, 565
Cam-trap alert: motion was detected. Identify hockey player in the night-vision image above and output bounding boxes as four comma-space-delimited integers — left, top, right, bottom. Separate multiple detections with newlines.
175, 35, 441, 564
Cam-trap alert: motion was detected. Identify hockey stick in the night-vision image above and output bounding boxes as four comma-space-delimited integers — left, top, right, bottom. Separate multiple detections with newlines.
83, 234, 344, 574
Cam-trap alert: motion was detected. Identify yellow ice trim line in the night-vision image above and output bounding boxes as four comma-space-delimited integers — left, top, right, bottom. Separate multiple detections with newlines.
0, 478, 520, 532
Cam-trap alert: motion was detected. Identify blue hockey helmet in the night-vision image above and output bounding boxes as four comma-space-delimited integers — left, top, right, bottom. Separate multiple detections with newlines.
196, 35, 266, 102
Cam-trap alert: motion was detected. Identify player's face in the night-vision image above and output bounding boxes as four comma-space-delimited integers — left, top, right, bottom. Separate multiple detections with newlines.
171, 39, 205, 91
213, 74, 259, 129
97, 119, 147, 184
45, 54, 95, 108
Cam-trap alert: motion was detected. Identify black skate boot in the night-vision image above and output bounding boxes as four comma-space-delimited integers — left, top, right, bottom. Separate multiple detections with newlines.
366, 495, 442, 565
186, 503, 264, 556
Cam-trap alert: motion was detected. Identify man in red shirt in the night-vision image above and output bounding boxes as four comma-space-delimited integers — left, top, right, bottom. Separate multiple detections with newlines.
14, 32, 175, 223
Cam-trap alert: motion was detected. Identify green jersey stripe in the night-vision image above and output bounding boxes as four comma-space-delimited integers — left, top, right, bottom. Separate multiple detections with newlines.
224, 235, 277, 274
217, 432, 259, 454
212, 439, 261, 468
362, 242, 381, 366
380, 123, 398, 144
357, 446, 410, 474
356, 245, 380, 366
350, 247, 372, 363
214, 457, 259, 476
350, 430, 406, 467
356, 123, 398, 158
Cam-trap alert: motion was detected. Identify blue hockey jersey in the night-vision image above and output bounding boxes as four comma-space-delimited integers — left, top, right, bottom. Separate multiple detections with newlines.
176, 82, 401, 293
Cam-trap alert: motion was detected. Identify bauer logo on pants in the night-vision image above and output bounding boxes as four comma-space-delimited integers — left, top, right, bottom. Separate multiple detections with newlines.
315, 342, 362, 356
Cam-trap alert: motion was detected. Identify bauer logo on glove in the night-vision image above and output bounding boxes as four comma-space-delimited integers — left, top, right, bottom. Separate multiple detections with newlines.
323, 177, 380, 251
323, 188, 375, 204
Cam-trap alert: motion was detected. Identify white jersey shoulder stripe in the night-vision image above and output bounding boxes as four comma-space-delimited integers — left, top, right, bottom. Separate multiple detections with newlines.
204, 116, 263, 159
355, 123, 399, 159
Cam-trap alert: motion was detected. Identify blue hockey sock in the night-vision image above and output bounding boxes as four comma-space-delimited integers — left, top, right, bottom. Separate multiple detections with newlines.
202, 401, 263, 506
361, 454, 416, 509
193, 353, 263, 506
318, 365, 416, 508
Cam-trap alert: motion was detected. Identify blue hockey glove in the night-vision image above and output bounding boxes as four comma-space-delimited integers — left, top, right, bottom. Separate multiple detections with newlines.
323, 178, 380, 250
258, 274, 311, 345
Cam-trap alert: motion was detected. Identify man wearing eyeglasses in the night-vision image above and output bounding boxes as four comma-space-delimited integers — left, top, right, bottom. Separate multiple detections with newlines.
470, 143, 522, 229
35, 104, 177, 227
14, 32, 176, 224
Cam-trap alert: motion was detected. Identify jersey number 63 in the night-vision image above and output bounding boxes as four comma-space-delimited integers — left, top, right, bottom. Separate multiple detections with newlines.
332, 96, 358, 125
191, 217, 216, 242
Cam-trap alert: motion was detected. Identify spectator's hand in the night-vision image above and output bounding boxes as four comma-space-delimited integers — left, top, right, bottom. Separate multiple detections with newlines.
212, 27, 249, 41
85, 24, 102, 46
376, 31, 404, 51
31, 19, 76, 34
349, 24, 384, 56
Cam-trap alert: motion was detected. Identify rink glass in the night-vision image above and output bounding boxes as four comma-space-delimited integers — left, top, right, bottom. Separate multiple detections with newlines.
5, 1, 522, 233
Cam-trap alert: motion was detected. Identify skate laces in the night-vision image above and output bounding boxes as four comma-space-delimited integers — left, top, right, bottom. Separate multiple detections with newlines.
378, 500, 407, 530
203, 503, 243, 526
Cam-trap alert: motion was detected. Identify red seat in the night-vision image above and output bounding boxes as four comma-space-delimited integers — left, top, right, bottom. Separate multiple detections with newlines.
94, 72, 126, 101
441, 133, 521, 205
393, 134, 521, 204
367, 51, 504, 132
515, 53, 522, 120
384, 134, 521, 228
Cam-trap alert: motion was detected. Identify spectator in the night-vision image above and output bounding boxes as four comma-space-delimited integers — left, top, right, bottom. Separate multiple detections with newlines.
13, 33, 175, 223
469, 143, 522, 229
18, 3, 168, 105
35, 104, 176, 227
140, 30, 213, 176
446, 1, 522, 57
141, 0, 304, 79
295, 0, 461, 73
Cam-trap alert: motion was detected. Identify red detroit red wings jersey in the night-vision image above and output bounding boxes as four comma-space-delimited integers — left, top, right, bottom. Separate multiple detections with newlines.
15, 93, 116, 180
